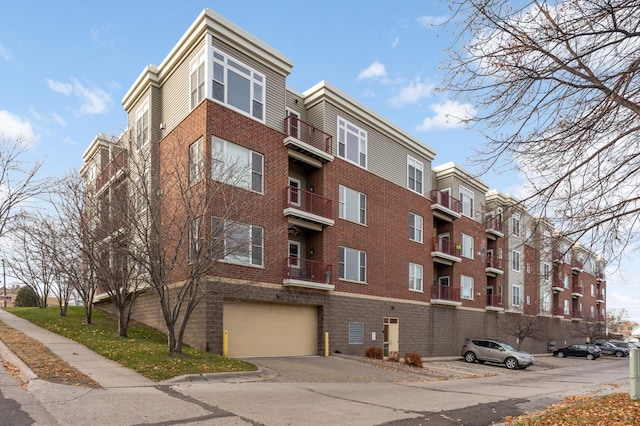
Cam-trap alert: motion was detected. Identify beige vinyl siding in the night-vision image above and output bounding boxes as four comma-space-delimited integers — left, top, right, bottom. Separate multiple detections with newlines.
285, 89, 308, 123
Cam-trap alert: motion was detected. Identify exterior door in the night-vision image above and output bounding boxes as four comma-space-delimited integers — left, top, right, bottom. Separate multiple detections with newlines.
288, 177, 301, 206
383, 317, 399, 359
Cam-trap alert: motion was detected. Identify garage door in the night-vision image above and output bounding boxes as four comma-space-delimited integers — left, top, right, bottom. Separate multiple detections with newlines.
223, 302, 318, 357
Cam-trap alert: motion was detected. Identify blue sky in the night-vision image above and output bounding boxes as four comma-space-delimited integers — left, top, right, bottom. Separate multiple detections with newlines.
1, 1, 638, 324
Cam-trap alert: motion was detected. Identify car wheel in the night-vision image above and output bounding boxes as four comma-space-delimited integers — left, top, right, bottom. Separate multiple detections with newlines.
615, 351, 623, 358
556, 351, 565, 358
586, 353, 595, 360
464, 351, 477, 363
505, 357, 519, 370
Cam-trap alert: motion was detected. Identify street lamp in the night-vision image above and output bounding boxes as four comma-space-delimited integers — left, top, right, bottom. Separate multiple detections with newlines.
2, 259, 6, 308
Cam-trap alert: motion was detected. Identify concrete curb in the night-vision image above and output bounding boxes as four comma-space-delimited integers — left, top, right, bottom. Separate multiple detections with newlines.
0, 338, 38, 383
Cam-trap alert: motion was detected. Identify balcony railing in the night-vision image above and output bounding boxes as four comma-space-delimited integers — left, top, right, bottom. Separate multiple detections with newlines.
597, 292, 606, 302
431, 284, 461, 302
95, 149, 128, 192
571, 310, 583, 320
430, 189, 461, 214
284, 116, 333, 155
486, 294, 503, 308
284, 257, 332, 285
552, 249, 565, 263
485, 216, 503, 235
596, 271, 605, 282
432, 237, 461, 258
486, 255, 503, 271
571, 283, 584, 296
571, 259, 584, 272
552, 307, 566, 316
285, 186, 332, 220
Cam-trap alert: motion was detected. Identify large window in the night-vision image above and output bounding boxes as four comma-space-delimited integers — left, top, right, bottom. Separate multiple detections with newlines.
190, 51, 206, 109
407, 156, 423, 195
189, 217, 202, 261
459, 185, 474, 217
512, 285, 521, 306
212, 50, 265, 121
543, 263, 551, 280
339, 185, 366, 225
211, 217, 263, 266
135, 98, 149, 150
409, 212, 423, 243
189, 138, 203, 184
461, 233, 474, 259
212, 137, 264, 193
512, 214, 521, 236
409, 263, 423, 292
461, 275, 474, 300
339, 246, 366, 282
511, 250, 521, 272
337, 117, 367, 168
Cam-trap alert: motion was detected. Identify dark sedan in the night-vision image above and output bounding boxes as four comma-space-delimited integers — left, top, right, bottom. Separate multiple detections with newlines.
553, 344, 601, 360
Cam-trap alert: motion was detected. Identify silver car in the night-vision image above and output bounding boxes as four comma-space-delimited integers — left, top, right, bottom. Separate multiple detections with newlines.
461, 338, 535, 370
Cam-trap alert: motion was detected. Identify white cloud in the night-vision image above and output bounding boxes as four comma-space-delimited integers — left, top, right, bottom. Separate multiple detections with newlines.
416, 100, 476, 131
51, 113, 66, 126
391, 37, 400, 48
357, 61, 387, 80
0, 110, 36, 142
417, 15, 448, 27
0, 43, 11, 61
389, 78, 435, 107
47, 77, 112, 116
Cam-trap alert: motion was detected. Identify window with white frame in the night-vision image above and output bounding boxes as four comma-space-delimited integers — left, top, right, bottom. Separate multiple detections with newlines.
348, 322, 364, 344
339, 246, 366, 282
189, 216, 202, 261
543, 263, 551, 280
590, 283, 595, 296
459, 186, 474, 217
135, 98, 149, 150
337, 116, 367, 168
526, 295, 531, 305
407, 156, 424, 195
461, 233, 474, 259
461, 275, 474, 300
563, 299, 570, 314
212, 137, 264, 193
590, 305, 596, 319
339, 185, 366, 225
512, 214, 520, 236
512, 285, 521, 306
210, 217, 264, 266
286, 109, 300, 139
543, 292, 551, 311
212, 49, 265, 121
409, 263, 423, 292
189, 138, 203, 184
512, 250, 521, 271
409, 212, 423, 243
563, 273, 570, 288
190, 50, 206, 109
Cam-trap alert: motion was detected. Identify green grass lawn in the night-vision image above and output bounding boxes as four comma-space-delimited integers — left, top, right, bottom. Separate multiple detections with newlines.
7, 306, 256, 381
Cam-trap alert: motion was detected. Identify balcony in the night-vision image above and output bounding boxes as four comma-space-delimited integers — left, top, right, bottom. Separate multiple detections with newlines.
552, 306, 566, 317
596, 292, 605, 304
596, 271, 605, 283
430, 189, 461, 221
571, 283, 584, 298
485, 216, 504, 239
283, 186, 334, 231
431, 237, 461, 264
431, 284, 461, 307
552, 249, 565, 264
283, 257, 334, 291
552, 280, 565, 292
486, 294, 504, 312
485, 255, 504, 275
95, 149, 128, 192
284, 116, 334, 166
571, 259, 584, 274
571, 310, 583, 321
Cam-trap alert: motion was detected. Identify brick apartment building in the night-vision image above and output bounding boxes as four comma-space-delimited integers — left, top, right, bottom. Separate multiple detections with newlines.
81, 9, 607, 358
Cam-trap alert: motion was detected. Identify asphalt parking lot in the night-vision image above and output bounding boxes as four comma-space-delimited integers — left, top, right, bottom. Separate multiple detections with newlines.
242, 352, 617, 384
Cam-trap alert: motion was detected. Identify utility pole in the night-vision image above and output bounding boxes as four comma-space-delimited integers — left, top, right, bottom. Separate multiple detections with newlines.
2, 259, 6, 308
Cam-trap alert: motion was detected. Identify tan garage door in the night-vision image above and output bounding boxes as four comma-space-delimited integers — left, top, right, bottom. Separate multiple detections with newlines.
223, 302, 317, 357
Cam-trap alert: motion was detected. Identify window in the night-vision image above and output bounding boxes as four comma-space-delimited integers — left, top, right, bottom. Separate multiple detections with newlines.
407, 156, 423, 195
590, 283, 595, 297
590, 305, 596, 319
190, 51, 205, 109
210, 217, 264, 266
563, 299, 570, 315
461, 275, 474, 300
459, 186, 474, 217
543, 292, 551, 311
526, 263, 531, 273
438, 276, 450, 286
337, 116, 367, 168
339, 246, 366, 282
348, 322, 364, 344
512, 214, 520, 236
512, 285, 521, 306
88, 163, 97, 182
212, 50, 265, 121
409, 263, 423, 292
288, 241, 300, 268
543, 263, 551, 280
461, 233, 474, 259
286, 109, 300, 139
212, 137, 264, 193
135, 98, 149, 150
511, 250, 521, 271
409, 213, 423, 243
189, 138, 203, 184
189, 217, 202, 261
526, 295, 531, 305
339, 185, 366, 225
563, 273, 570, 288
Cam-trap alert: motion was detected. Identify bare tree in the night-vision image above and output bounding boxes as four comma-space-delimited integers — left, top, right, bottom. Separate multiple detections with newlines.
0, 136, 48, 240
444, 1, 640, 259
579, 319, 606, 343
607, 307, 630, 336
502, 315, 546, 350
